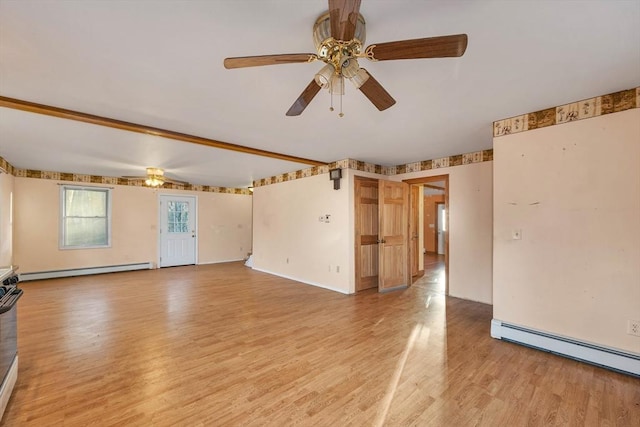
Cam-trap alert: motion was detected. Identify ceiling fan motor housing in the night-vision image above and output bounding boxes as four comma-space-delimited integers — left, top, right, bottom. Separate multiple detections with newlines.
313, 12, 366, 74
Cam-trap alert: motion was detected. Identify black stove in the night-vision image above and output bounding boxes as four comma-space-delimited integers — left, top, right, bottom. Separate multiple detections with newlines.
0, 269, 21, 422
0, 276, 21, 313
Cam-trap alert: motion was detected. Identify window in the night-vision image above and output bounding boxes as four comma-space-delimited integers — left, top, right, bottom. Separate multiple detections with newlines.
60, 186, 111, 248
167, 201, 190, 233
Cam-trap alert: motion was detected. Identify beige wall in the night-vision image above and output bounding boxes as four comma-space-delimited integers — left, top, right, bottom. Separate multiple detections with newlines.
0, 172, 14, 266
252, 171, 356, 294
13, 177, 252, 273
197, 191, 253, 264
493, 108, 640, 353
393, 161, 494, 304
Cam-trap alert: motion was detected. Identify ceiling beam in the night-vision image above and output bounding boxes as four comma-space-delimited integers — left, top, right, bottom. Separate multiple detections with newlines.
0, 96, 326, 166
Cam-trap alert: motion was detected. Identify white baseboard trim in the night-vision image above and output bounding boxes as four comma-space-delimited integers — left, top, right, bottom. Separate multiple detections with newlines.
0, 354, 18, 422
20, 262, 153, 281
491, 319, 640, 377
252, 268, 350, 295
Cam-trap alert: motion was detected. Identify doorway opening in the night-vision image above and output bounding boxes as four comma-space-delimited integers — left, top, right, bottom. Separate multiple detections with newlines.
404, 175, 449, 295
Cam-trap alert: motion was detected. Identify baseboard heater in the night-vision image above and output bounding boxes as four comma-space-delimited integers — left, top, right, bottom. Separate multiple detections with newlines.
491, 319, 640, 377
19, 262, 153, 281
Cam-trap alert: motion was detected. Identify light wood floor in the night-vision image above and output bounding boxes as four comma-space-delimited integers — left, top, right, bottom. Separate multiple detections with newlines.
3, 262, 638, 426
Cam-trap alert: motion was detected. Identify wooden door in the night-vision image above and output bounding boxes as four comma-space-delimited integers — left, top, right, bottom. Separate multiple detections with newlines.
409, 185, 420, 279
355, 177, 379, 291
378, 180, 408, 292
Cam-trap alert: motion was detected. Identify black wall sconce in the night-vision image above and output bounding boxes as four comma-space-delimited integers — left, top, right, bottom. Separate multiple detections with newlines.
329, 168, 342, 190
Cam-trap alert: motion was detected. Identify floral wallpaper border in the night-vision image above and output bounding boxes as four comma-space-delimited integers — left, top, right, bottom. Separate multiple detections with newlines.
493, 87, 639, 137
252, 149, 493, 188
0, 158, 252, 195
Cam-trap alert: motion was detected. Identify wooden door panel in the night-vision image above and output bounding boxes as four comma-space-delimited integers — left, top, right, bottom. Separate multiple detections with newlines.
360, 245, 378, 276
382, 245, 404, 282
410, 185, 420, 278
382, 204, 403, 235
360, 204, 378, 235
355, 177, 380, 291
378, 180, 408, 291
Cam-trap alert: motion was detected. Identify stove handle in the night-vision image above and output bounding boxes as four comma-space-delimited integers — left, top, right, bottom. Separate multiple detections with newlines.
0, 288, 23, 315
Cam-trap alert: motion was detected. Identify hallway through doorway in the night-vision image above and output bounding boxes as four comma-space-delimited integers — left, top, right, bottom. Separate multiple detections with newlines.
415, 252, 445, 294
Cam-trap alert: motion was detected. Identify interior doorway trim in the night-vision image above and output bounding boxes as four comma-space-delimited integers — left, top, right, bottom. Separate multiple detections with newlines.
403, 175, 449, 295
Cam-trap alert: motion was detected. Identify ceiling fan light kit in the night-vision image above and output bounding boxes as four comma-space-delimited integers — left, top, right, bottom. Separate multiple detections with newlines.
121, 167, 190, 188
144, 167, 165, 187
223, 0, 468, 117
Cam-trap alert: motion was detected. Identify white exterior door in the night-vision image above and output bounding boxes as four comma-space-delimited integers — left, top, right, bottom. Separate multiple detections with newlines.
159, 195, 197, 267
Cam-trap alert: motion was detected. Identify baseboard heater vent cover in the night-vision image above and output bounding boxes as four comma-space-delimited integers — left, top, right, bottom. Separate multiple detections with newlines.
20, 262, 153, 281
491, 319, 640, 377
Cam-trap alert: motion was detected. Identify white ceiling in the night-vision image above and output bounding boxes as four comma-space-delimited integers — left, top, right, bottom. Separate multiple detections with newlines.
1, 0, 639, 188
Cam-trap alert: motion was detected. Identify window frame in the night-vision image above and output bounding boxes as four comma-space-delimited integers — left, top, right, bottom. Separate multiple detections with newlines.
59, 185, 112, 250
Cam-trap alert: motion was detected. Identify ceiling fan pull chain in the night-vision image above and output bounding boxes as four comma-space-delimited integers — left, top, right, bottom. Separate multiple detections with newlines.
339, 76, 344, 117
329, 79, 335, 112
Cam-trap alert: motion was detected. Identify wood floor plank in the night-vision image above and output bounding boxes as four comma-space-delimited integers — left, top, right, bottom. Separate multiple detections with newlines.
1, 261, 638, 426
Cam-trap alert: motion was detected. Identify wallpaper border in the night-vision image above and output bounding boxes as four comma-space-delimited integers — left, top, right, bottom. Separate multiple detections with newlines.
493, 87, 639, 138
0, 159, 252, 195
252, 149, 493, 188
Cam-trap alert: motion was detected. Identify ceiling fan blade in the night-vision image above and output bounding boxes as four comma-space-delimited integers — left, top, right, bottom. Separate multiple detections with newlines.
286, 79, 322, 116
224, 54, 316, 69
329, 0, 362, 41
366, 34, 468, 61
165, 178, 190, 185
358, 69, 396, 111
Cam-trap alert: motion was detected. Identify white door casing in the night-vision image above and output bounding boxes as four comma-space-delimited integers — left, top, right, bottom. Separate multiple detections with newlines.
159, 195, 197, 267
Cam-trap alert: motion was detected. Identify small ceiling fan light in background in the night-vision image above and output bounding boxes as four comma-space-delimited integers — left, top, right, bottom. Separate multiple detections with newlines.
314, 64, 334, 88
145, 177, 164, 187
146, 167, 164, 177
145, 167, 165, 187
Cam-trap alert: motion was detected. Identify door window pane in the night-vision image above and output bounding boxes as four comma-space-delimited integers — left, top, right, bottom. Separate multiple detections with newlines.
167, 201, 189, 233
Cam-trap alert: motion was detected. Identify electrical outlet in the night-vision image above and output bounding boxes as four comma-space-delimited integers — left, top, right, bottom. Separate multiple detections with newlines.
628, 320, 640, 337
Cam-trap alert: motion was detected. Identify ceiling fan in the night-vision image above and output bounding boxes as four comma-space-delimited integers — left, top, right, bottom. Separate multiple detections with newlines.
122, 167, 189, 187
224, 0, 468, 117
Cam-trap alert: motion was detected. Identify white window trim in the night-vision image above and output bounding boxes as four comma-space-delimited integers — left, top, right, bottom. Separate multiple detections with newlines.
59, 185, 112, 250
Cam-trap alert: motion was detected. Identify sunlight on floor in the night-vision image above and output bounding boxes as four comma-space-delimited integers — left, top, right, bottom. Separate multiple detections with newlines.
374, 324, 430, 427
